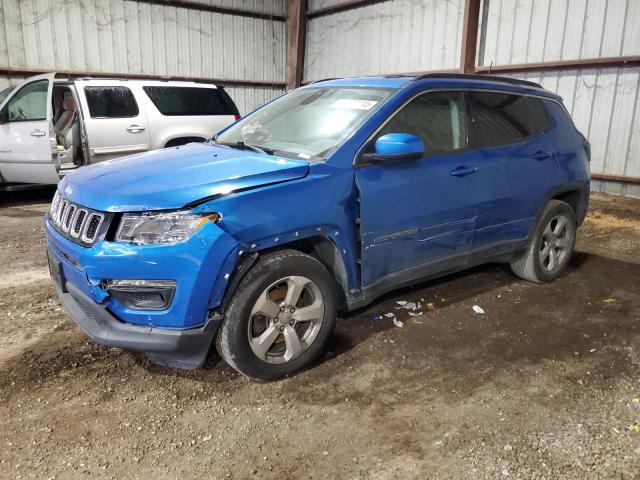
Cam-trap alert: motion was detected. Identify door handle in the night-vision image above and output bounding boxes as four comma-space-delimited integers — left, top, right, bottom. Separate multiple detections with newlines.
532, 151, 552, 161
30, 129, 46, 137
126, 125, 146, 133
449, 165, 478, 177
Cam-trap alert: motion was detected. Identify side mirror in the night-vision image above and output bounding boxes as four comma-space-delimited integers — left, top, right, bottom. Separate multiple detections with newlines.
361, 133, 424, 163
0, 108, 7, 124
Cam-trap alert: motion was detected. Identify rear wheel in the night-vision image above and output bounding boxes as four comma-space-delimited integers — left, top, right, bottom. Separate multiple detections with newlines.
511, 200, 577, 283
216, 250, 337, 381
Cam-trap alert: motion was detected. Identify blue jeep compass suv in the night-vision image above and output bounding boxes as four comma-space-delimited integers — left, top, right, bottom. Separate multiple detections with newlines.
45, 74, 590, 380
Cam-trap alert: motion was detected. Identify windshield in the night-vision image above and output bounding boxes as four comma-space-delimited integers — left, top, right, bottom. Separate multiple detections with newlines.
215, 86, 394, 160
0, 85, 14, 105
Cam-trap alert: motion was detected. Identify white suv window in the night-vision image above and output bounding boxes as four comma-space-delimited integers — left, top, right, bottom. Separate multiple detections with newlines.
84, 86, 139, 118
143, 86, 235, 116
6, 80, 48, 122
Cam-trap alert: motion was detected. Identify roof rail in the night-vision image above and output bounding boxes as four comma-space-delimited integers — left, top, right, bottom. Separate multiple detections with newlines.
308, 77, 340, 84
414, 72, 543, 89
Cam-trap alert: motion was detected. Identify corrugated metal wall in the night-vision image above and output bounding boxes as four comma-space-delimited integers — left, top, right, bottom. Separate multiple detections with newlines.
305, 0, 464, 81
0, 0, 286, 113
479, 0, 640, 197
478, 0, 639, 66
304, 0, 640, 197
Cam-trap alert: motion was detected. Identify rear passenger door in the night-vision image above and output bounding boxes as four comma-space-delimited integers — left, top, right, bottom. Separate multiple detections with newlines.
75, 81, 150, 162
467, 91, 559, 251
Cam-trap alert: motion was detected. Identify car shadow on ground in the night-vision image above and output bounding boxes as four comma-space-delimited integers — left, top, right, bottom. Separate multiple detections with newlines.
0, 186, 56, 207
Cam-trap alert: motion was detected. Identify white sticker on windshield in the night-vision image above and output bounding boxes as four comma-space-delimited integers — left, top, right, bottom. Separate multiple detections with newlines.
330, 99, 378, 110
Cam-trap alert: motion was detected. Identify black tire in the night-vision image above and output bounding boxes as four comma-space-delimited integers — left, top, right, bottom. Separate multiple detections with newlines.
511, 199, 577, 283
216, 249, 337, 381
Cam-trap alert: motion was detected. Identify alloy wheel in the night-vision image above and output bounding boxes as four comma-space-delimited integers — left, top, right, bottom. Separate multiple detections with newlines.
247, 276, 325, 364
538, 214, 572, 272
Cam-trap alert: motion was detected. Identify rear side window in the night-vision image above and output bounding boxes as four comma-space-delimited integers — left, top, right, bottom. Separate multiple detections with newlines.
526, 97, 550, 133
468, 92, 532, 148
377, 91, 467, 156
84, 86, 139, 118
143, 86, 237, 116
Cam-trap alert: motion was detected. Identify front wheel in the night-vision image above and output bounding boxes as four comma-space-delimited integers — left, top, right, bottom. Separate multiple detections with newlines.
511, 200, 577, 283
216, 250, 337, 381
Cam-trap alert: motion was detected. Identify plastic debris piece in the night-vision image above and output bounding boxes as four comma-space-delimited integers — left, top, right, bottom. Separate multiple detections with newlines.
633, 424, 640, 433
589, 348, 596, 353
472, 305, 485, 315
371, 314, 383, 322
427, 302, 437, 312
632, 397, 640, 409
396, 300, 408, 306
407, 311, 423, 317
603, 297, 616, 304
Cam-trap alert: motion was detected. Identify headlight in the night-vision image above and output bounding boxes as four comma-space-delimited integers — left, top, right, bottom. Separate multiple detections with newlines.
115, 211, 220, 245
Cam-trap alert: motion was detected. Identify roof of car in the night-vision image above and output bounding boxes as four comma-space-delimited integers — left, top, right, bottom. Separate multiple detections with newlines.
306, 73, 561, 101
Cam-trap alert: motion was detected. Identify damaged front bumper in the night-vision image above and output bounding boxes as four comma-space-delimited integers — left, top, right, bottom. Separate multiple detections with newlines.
45, 213, 240, 368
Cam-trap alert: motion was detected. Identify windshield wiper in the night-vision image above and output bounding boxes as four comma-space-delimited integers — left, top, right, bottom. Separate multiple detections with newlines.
215, 140, 274, 155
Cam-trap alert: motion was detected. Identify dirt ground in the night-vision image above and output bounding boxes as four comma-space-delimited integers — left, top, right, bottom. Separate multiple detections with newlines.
0, 188, 638, 480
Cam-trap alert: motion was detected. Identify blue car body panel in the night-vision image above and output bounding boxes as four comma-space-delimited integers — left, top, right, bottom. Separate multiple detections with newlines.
58, 142, 310, 212
45, 74, 590, 368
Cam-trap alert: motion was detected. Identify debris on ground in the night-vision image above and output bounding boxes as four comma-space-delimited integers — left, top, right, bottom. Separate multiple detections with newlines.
472, 305, 486, 315
388, 313, 404, 328
427, 302, 437, 312
395, 299, 424, 316
603, 297, 616, 304
371, 314, 383, 322
632, 397, 640, 409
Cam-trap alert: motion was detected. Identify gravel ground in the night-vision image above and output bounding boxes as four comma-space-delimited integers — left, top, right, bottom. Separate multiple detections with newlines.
0, 188, 639, 479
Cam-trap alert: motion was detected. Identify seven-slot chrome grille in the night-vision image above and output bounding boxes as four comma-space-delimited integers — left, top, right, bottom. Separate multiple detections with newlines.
49, 190, 106, 245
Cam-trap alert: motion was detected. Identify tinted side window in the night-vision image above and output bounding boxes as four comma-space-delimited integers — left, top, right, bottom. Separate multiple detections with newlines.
527, 97, 550, 132
468, 92, 531, 148
84, 86, 139, 118
377, 91, 467, 156
143, 86, 234, 116
6, 80, 48, 122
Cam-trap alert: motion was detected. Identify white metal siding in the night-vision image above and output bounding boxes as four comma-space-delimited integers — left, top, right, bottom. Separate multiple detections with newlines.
304, 0, 464, 81
508, 67, 640, 197
479, 0, 640, 66
225, 85, 286, 114
0, 0, 285, 113
308, 0, 352, 10
0, 0, 285, 82
188, 0, 284, 15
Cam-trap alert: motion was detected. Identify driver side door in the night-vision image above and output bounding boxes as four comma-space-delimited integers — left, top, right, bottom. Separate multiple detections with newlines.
0, 73, 59, 184
355, 90, 488, 289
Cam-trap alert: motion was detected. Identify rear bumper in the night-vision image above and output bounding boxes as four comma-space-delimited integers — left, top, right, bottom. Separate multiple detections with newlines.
53, 274, 221, 369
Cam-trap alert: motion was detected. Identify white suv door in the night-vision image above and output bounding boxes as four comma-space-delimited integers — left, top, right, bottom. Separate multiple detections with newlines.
74, 80, 150, 162
0, 73, 59, 184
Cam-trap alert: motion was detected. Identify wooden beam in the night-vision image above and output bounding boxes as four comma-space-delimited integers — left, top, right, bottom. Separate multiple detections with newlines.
592, 173, 640, 185
307, 0, 391, 18
0, 68, 286, 89
286, 0, 308, 90
474, 55, 640, 74
130, 0, 286, 21
460, 0, 481, 73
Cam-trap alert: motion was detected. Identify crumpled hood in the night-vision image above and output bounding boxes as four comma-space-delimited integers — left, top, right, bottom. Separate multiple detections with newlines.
58, 143, 309, 212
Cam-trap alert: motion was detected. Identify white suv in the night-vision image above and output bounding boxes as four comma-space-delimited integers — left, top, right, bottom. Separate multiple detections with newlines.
0, 73, 240, 186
